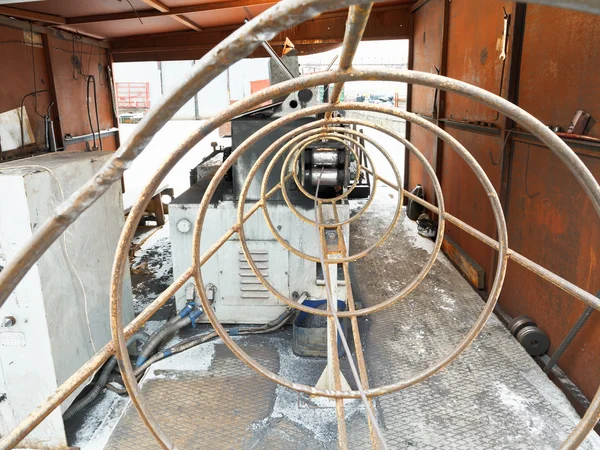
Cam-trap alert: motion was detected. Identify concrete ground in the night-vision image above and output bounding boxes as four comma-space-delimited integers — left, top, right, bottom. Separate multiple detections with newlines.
64, 119, 599, 449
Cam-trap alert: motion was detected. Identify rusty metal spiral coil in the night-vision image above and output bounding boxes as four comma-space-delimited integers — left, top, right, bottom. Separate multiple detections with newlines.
1, 1, 600, 449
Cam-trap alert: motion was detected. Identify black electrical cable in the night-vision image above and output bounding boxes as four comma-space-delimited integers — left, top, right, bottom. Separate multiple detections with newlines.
85, 76, 97, 149
20, 90, 49, 148
69, 31, 104, 151
71, 35, 80, 81
92, 77, 102, 150
106, 309, 295, 396
85, 75, 103, 150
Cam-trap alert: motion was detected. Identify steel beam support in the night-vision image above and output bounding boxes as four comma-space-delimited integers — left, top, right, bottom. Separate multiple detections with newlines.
41, 34, 65, 151
432, 0, 450, 194
404, 11, 414, 194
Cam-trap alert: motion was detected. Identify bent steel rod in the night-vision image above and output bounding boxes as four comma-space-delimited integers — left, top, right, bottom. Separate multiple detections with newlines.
366, 168, 600, 313
316, 202, 348, 449
332, 202, 380, 449
191, 102, 507, 397
2, 74, 599, 448
325, 3, 373, 119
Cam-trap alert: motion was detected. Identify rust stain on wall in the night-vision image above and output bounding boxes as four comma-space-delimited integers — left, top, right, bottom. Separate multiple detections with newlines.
444, 0, 512, 124
519, 5, 600, 138
411, 0, 442, 117
502, 141, 600, 400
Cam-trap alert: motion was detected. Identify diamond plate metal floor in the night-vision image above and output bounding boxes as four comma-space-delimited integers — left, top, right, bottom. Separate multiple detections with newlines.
103, 186, 600, 449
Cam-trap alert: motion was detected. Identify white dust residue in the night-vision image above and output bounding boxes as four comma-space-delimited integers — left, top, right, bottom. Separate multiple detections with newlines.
351, 185, 453, 270
495, 382, 555, 438
133, 235, 172, 282
495, 381, 531, 413
252, 339, 363, 443
143, 341, 216, 381
397, 211, 454, 271
523, 368, 600, 445
71, 390, 129, 450
131, 225, 174, 313
433, 286, 456, 312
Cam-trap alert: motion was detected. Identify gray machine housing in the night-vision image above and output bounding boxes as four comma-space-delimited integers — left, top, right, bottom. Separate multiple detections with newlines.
170, 55, 356, 324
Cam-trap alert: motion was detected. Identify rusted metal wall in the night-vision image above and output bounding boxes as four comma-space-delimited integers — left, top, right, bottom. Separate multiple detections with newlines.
406, 0, 442, 204
503, 3, 600, 400
502, 141, 600, 399
46, 35, 115, 140
444, 0, 512, 124
411, 0, 441, 116
519, 5, 600, 138
409, 0, 600, 402
0, 22, 117, 160
440, 127, 502, 292
0, 26, 52, 156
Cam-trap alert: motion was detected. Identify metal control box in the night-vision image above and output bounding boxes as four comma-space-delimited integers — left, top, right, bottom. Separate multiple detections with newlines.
0, 152, 134, 448
170, 173, 349, 324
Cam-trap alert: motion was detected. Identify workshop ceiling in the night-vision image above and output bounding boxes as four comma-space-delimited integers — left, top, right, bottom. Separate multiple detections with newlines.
0, 0, 416, 61
1, 0, 415, 38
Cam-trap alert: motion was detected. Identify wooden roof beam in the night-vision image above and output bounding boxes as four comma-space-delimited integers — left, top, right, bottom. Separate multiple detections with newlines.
140, 0, 169, 13
139, 0, 203, 32
110, 4, 411, 62
66, 0, 277, 25
172, 14, 203, 32
0, 5, 65, 25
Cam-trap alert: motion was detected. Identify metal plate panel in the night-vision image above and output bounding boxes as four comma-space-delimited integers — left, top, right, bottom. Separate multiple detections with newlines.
105, 191, 600, 449
439, 127, 503, 292
501, 140, 600, 401
411, 0, 443, 117
518, 5, 600, 138
444, 0, 512, 125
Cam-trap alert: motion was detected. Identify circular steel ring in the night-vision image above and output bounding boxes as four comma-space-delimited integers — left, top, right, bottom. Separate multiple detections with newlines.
250, 125, 402, 263
194, 104, 506, 399
244, 123, 402, 265
237, 122, 426, 318
271, 130, 383, 228
265, 127, 380, 230
108, 70, 599, 450
283, 131, 389, 226
287, 135, 362, 203
285, 132, 365, 203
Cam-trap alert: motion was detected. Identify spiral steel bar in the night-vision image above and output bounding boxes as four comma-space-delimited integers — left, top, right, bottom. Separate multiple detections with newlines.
1, 0, 599, 447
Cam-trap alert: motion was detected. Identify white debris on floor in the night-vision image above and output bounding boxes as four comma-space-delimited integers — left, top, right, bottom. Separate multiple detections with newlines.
251, 338, 363, 445
142, 341, 217, 381
70, 391, 129, 450
130, 225, 173, 315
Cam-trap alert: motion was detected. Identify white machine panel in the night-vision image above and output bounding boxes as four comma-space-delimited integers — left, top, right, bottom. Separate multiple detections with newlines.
170, 182, 349, 324
0, 152, 134, 448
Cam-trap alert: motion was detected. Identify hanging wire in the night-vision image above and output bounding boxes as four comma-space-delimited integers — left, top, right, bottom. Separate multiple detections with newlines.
118, 0, 144, 25
20, 90, 49, 148
490, 128, 514, 166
